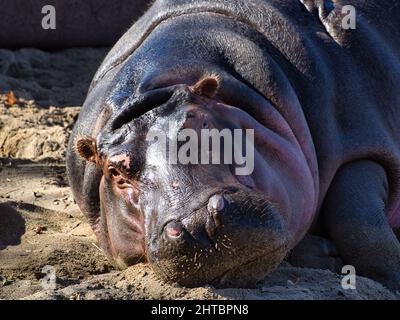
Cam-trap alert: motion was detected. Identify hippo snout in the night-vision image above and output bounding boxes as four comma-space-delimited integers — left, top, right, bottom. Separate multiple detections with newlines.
163, 194, 225, 245
207, 194, 225, 227
148, 190, 289, 287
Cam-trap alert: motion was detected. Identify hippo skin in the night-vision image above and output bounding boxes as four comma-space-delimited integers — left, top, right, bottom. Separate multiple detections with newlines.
67, 0, 400, 288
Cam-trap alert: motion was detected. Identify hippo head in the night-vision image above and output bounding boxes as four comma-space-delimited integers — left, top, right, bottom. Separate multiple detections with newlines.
75, 75, 317, 287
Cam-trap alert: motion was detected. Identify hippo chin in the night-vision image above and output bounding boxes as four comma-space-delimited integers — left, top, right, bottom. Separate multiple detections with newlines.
67, 0, 400, 289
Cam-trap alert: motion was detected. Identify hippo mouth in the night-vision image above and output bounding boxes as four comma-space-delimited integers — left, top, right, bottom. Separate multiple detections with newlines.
145, 188, 289, 288
209, 245, 287, 287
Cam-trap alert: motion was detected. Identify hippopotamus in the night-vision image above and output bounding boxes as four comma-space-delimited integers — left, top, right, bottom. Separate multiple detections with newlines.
67, 0, 400, 289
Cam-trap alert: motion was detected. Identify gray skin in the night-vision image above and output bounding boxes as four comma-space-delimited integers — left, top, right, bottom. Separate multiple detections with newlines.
67, 0, 400, 289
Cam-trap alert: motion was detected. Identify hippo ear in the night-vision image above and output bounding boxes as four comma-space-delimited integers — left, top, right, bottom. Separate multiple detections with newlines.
75, 136, 98, 164
191, 76, 220, 98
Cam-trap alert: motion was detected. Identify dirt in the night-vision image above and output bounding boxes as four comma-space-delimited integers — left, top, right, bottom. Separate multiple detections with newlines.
0, 48, 399, 300
0, 48, 108, 107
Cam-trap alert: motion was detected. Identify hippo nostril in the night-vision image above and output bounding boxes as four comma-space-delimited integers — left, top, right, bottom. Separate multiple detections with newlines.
208, 194, 225, 212
207, 194, 225, 227
165, 221, 184, 239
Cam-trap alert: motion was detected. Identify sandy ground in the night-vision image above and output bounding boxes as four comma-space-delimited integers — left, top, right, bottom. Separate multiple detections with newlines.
0, 48, 399, 300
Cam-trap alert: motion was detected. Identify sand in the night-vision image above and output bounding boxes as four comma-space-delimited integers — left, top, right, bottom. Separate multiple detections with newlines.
0, 48, 398, 300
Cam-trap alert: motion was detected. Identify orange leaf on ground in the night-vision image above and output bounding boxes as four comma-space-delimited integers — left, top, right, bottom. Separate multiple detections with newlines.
6, 91, 17, 106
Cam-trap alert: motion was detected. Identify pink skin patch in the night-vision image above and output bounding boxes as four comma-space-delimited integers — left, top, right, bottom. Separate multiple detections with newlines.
106, 153, 141, 209
109, 154, 131, 170
165, 221, 183, 238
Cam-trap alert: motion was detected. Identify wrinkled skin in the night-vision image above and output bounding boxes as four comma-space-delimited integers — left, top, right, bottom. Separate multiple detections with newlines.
67, 0, 400, 289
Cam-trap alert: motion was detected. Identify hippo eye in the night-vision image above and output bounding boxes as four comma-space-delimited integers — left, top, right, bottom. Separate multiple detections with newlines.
108, 166, 121, 178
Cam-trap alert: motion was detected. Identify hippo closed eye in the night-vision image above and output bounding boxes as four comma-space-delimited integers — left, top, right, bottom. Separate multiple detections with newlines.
67, 0, 400, 289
